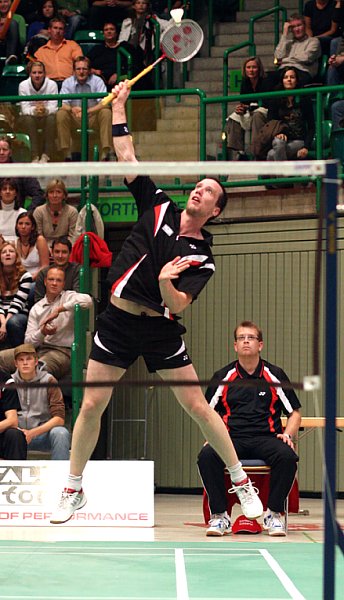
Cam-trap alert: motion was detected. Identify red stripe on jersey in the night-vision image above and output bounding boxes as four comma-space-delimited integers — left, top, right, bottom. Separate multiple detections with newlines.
153, 202, 170, 237
262, 368, 279, 432
222, 371, 238, 431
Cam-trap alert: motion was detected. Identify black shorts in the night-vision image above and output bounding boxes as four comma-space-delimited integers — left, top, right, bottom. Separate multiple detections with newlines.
89, 302, 192, 372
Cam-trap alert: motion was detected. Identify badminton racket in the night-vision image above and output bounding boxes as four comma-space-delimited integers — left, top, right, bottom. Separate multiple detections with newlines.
101, 18, 204, 106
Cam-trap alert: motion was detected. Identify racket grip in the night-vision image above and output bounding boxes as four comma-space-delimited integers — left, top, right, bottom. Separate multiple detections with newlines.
101, 64, 155, 106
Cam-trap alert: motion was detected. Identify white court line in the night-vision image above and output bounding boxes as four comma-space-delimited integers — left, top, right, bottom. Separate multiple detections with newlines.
175, 548, 189, 600
259, 549, 306, 600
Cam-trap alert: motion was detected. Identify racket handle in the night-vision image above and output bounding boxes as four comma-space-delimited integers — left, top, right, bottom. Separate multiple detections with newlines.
101, 64, 155, 106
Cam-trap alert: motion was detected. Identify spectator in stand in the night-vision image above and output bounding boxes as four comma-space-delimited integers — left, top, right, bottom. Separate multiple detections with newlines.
27, 0, 59, 39
56, 1, 88, 40
273, 13, 321, 86
330, 1, 344, 55
34, 236, 80, 303
12, 343, 70, 460
263, 67, 315, 167
56, 56, 112, 161
25, 0, 59, 59
89, 0, 133, 30
0, 179, 27, 243
88, 22, 130, 91
15, 212, 50, 285
118, 0, 170, 89
0, 242, 33, 348
35, 17, 83, 88
33, 179, 78, 250
0, 266, 92, 379
225, 56, 270, 161
327, 1, 344, 83
330, 98, 344, 129
0, 375, 27, 459
17, 61, 58, 164
304, 0, 337, 55
0, 0, 20, 65
0, 137, 45, 210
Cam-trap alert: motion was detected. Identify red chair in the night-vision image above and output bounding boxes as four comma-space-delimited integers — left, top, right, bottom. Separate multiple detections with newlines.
203, 459, 299, 532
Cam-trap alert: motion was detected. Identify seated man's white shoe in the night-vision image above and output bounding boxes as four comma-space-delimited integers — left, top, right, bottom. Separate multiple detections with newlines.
228, 478, 263, 520
263, 509, 286, 536
206, 514, 231, 537
50, 489, 87, 524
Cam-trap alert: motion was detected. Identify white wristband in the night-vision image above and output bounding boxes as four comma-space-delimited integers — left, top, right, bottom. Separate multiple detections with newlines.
283, 433, 292, 440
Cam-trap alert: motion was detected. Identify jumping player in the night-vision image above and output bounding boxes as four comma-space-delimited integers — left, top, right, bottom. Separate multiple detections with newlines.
50, 81, 263, 524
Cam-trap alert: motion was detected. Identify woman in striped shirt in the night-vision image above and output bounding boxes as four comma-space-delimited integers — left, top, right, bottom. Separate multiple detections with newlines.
0, 242, 33, 348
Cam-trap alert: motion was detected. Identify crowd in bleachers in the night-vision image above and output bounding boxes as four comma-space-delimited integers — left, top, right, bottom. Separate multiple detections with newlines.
0, 167, 100, 459
223, 1, 344, 172
0, 0, 182, 162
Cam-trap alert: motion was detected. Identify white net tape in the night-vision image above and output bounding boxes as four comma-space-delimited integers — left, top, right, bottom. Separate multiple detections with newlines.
0, 160, 330, 178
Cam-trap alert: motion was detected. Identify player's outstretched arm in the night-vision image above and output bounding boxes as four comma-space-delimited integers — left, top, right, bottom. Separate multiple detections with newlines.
111, 81, 138, 183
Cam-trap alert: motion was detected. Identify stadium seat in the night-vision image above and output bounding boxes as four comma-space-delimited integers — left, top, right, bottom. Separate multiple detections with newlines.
74, 30, 104, 42
308, 119, 332, 159
13, 14, 27, 51
0, 63, 27, 95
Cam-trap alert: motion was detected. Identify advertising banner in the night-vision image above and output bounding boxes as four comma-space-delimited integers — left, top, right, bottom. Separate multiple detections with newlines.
0, 460, 154, 527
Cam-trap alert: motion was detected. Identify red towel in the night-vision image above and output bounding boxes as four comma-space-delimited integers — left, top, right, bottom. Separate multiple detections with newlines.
70, 232, 112, 268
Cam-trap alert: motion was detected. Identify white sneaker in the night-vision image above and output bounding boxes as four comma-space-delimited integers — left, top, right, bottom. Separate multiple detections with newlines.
50, 488, 86, 524
228, 478, 263, 520
206, 515, 231, 537
263, 510, 286, 536
40, 153, 50, 163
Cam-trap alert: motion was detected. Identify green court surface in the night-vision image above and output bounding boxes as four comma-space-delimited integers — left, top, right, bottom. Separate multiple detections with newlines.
0, 541, 343, 599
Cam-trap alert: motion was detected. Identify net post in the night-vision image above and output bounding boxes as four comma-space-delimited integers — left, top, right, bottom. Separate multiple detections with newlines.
323, 159, 342, 600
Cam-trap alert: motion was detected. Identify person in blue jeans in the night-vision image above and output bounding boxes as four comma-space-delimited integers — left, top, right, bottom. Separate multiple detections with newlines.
12, 343, 70, 460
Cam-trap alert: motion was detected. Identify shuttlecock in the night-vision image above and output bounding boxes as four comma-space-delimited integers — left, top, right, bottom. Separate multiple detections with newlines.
170, 8, 184, 26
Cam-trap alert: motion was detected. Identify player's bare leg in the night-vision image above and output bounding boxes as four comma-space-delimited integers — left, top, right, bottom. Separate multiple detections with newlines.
50, 360, 125, 523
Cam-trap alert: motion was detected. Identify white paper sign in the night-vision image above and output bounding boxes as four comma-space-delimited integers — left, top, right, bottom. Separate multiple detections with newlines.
0, 460, 154, 527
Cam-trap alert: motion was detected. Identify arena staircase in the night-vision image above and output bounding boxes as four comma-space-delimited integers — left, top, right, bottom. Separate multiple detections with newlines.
133, 1, 299, 165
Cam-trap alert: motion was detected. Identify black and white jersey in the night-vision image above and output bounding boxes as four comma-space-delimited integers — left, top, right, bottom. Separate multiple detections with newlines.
205, 358, 301, 437
107, 176, 216, 319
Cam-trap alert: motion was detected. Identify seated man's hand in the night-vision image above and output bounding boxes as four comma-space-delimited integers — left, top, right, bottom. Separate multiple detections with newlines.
297, 147, 308, 159
277, 432, 294, 448
108, 73, 118, 87
71, 106, 82, 118
275, 133, 287, 141
41, 322, 57, 336
235, 103, 248, 115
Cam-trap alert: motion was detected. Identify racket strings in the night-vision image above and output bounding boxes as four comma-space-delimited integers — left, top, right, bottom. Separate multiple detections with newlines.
161, 19, 204, 62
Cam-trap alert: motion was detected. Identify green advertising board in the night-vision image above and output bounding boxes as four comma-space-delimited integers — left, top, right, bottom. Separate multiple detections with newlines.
96, 194, 189, 223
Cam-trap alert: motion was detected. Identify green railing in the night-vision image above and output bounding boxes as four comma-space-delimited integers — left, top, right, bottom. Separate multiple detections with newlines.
71, 235, 91, 426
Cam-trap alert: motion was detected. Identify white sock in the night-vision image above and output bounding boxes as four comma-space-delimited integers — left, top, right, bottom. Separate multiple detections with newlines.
66, 474, 83, 492
227, 461, 247, 484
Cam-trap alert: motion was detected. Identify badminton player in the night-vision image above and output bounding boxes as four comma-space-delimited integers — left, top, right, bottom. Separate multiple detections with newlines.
50, 81, 263, 524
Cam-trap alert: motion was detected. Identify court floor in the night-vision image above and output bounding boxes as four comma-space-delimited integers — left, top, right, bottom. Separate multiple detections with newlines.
0, 496, 343, 600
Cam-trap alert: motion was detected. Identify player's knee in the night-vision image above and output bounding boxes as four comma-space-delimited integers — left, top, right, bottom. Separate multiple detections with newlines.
80, 391, 109, 419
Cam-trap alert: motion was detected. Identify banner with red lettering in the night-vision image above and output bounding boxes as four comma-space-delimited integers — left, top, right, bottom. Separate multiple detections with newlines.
0, 460, 154, 526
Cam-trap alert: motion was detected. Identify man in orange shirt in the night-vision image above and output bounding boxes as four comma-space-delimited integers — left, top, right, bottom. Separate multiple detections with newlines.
35, 17, 82, 88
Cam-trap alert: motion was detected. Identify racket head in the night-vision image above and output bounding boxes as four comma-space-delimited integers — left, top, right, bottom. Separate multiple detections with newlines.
160, 19, 204, 63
